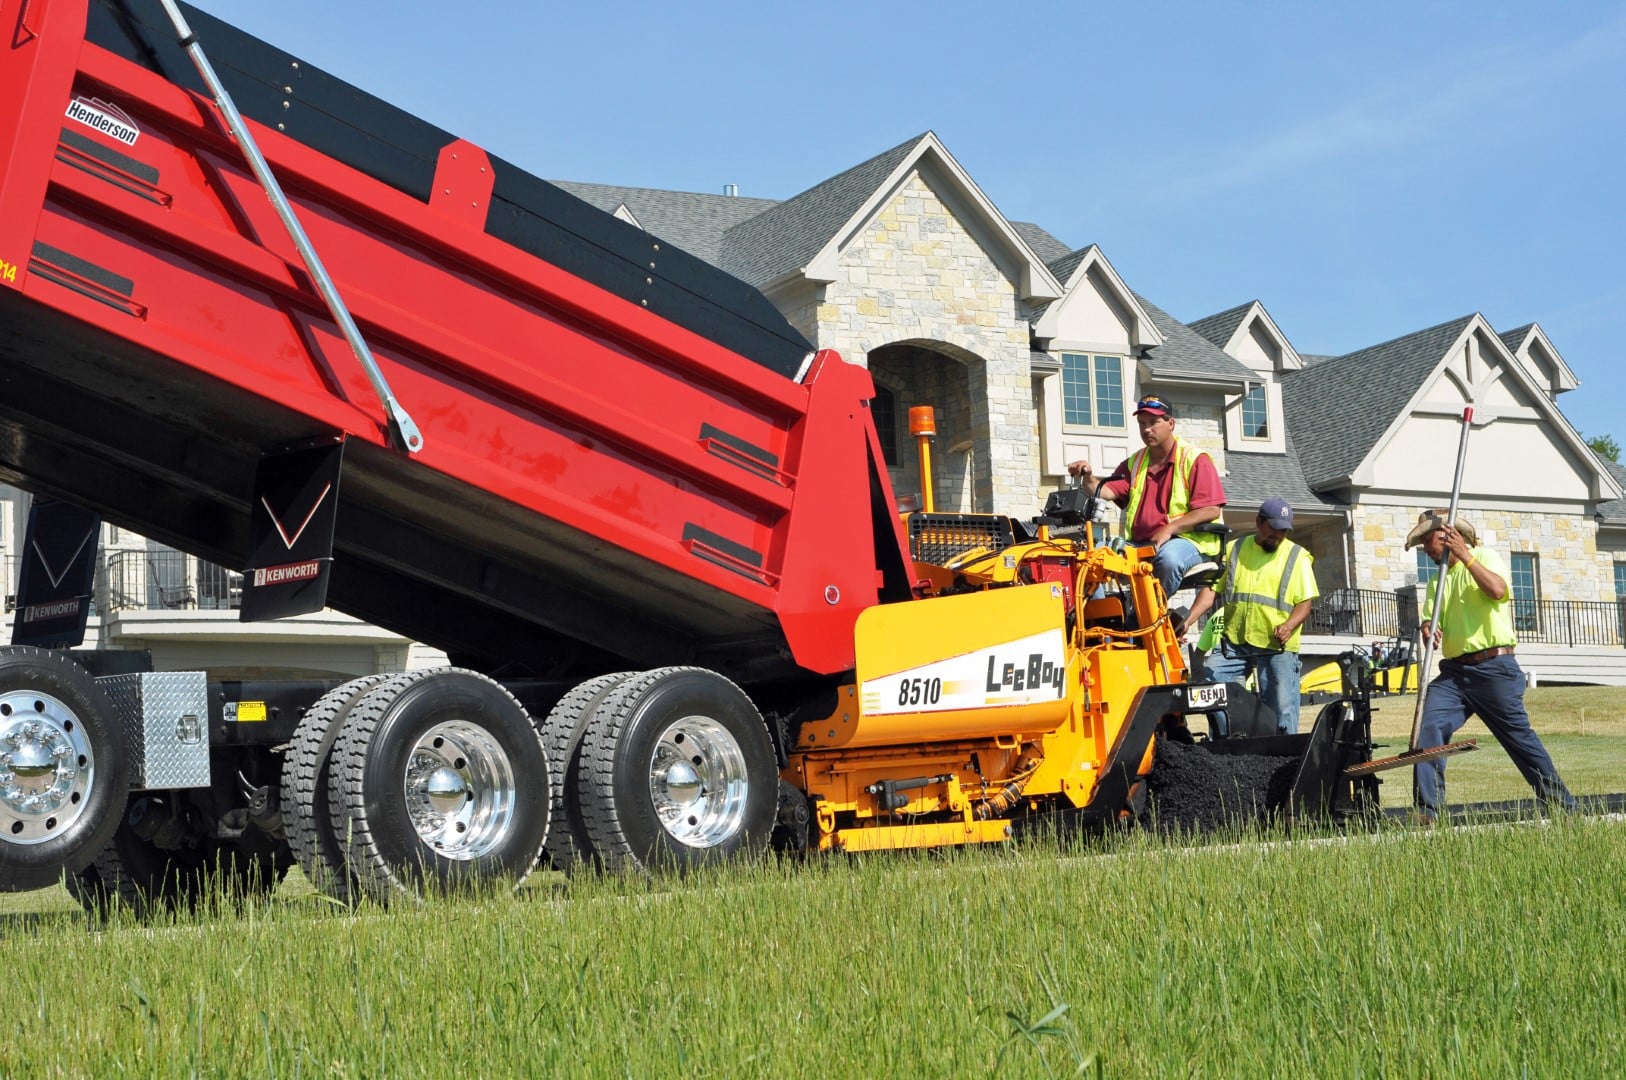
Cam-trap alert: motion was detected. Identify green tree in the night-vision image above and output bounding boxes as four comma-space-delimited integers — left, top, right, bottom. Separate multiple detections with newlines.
1586, 433, 1621, 463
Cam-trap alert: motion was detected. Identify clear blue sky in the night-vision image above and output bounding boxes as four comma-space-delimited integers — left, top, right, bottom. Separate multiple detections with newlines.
200, 0, 1625, 445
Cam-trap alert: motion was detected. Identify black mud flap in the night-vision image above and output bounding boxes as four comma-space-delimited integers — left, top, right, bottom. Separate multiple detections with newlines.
241, 436, 344, 621
11, 497, 100, 647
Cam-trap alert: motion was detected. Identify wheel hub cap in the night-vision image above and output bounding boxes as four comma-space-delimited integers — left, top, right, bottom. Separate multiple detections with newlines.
424, 766, 469, 813
659, 760, 702, 806
0, 693, 95, 846
647, 715, 749, 849
403, 720, 516, 861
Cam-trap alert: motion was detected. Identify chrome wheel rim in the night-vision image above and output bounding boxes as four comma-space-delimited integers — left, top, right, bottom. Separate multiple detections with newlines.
0, 691, 95, 846
647, 715, 749, 848
402, 720, 516, 860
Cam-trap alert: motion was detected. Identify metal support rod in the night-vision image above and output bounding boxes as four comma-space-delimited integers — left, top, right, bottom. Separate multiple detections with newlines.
155, 0, 423, 455
1408, 406, 1475, 750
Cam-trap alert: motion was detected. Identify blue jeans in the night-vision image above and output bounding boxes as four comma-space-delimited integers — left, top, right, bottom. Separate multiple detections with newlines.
1149, 536, 1207, 599
1413, 654, 1576, 816
1202, 639, 1302, 735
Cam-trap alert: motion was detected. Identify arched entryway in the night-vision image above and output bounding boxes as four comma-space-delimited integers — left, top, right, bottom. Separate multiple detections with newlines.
866, 341, 990, 513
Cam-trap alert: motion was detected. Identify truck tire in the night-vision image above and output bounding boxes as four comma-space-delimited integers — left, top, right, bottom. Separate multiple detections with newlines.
65, 794, 291, 918
326, 669, 551, 902
281, 673, 401, 904
541, 672, 634, 872
0, 647, 130, 893
576, 667, 776, 873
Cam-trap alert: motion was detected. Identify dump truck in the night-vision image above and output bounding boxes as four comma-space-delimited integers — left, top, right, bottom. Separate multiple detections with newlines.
0, 0, 1378, 907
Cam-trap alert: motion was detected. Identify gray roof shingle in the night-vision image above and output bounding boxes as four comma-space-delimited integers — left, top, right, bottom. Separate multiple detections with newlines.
1131, 292, 1256, 383
1595, 460, 1626, 526
1499, 323, 1535, 356
1282, 315, 1475, 490
1010, 221, 1072, 265
717, 134, 925, 287
548, 182, 776, 263
1187, 301, 1255, 350
1222, 430, 1342, 512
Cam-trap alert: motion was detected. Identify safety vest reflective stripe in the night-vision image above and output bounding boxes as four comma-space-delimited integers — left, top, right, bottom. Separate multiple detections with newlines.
1223, 541, 1301, 617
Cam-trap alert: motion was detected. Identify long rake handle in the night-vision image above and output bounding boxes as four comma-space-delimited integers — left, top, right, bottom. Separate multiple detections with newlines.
1408, 407, 1474, 750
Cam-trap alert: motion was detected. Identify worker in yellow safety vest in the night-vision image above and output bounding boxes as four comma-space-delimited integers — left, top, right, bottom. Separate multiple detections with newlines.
1067, 395, 1225, 601
1184, 497, 1318, 735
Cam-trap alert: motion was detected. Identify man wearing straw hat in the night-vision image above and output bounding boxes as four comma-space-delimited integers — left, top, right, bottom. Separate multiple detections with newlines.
1405, 509, 1578, 823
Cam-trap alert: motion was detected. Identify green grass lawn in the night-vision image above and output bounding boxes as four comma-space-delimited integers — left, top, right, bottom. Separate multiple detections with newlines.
2, 687, 1621, 1076
3, 821, 1623, 1076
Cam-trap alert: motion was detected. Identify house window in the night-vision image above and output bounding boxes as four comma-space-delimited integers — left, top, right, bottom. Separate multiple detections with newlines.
1415, 548, 1441, 589
1061, 354, 1124, 428
1241, 384, 1269, 438
1510, 553, 1540, 634
1615, 562, 1626, 642
871, 384, 900, 467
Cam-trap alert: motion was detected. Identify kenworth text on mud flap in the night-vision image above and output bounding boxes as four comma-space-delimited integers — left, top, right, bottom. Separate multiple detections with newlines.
0, 0, 1378, 907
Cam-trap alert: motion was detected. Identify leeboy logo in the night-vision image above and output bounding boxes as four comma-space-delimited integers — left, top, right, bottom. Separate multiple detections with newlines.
984, 650, 1065, 696
65, 97, 140, 147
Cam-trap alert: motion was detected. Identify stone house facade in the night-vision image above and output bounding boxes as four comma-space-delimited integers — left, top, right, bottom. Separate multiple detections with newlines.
558, 131, 1626, 622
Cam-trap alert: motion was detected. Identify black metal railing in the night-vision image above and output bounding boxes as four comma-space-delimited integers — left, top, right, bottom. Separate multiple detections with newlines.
1512, 599, 1626, 647
102, 549, 243, 613
1308, 588, 1418, 640
1308, 589, 1626, 648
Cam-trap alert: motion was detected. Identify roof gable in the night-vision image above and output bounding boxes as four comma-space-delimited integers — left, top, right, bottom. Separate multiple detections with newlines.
1498, 322, 1579, 398
1283, 316, 1474, 489
719, 132, 1062, 303
1285, 314, 1619, 499
1189, 300, 1303, 374
1030, 246, 1164, 352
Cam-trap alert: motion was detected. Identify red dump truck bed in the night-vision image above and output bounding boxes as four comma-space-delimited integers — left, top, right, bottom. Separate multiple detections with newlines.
0, 0, 914, 684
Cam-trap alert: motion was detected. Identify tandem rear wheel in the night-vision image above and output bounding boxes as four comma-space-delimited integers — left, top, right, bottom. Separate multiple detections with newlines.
325, 668, 552, 903
575, 667, 778, 873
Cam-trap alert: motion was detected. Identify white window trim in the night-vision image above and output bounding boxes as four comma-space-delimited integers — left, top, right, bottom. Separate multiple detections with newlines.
1223, 377, 1286, 454
1059, 352, 1127, 431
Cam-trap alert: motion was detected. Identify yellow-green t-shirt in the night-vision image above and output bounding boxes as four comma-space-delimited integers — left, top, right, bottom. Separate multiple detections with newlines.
1423, 546, 1516, 658
1215, 536, 1320, 652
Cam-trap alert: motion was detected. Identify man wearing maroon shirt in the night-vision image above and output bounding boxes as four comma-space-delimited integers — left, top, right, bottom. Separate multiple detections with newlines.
1068, 395, 1226, 601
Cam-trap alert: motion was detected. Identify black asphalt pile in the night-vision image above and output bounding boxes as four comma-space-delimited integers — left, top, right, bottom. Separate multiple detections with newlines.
1146, 736, 1301, 837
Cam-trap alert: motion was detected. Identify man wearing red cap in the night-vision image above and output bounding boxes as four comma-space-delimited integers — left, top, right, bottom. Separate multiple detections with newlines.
1067, 395, 1226, 601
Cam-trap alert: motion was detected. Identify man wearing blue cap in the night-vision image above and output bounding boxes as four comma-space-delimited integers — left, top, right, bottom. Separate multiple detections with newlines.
1183, 497, 1319, 735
